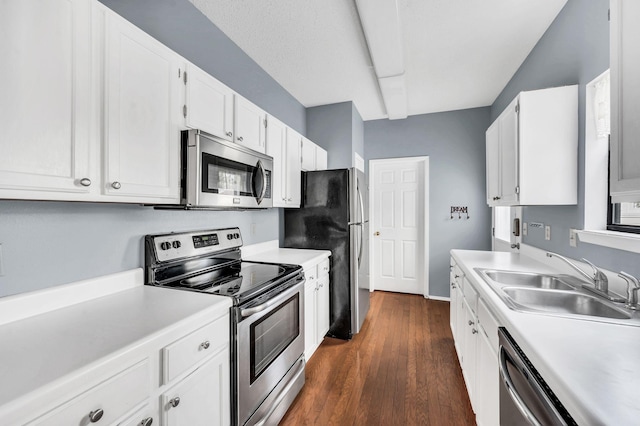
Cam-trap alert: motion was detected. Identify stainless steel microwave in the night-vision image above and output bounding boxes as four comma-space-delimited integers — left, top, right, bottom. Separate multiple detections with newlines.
181, 129, 272, 209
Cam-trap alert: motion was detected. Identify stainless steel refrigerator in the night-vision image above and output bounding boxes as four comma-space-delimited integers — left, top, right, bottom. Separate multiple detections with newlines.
284, 168, 370, 340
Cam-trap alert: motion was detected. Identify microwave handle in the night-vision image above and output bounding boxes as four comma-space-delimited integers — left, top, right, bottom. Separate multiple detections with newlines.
255, 159, 267, 205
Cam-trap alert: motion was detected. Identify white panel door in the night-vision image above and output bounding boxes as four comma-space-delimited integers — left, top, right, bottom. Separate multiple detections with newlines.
285, 129, 302, 206
485, 121, 500, 205
104, 11, 181, 202
184, 64, 233, 141
498, 99, 519, 204
371, 158, 428, 295
266, 115, 287, 207
0, 0, 94, 197
300, 137, 316, 171
234, 95, 266, 153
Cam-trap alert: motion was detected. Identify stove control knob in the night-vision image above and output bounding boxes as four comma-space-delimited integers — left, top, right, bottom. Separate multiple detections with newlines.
172, 241, 181, 249
234, 233, 240, 239
227, 234, 233, 240
160, 242, 170, 250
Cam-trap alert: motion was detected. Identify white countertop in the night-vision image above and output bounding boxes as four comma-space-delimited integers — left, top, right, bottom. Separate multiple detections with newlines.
451, 250, 640, 425
243, 240, 331, 271
0, 270, 231, 410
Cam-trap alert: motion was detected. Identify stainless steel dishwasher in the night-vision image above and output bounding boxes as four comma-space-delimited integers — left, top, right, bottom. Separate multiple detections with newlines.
498, 328, 578, 426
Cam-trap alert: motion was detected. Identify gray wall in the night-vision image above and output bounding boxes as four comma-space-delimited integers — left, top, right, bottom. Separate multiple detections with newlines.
492, 0, 640, 276
306, 101, 363, 170
0, 0, 305, 297
364, 108, 493, 298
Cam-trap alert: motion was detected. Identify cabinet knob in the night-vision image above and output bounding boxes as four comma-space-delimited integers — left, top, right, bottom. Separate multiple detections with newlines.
89, 408, 104, 423
200, 341, 210, 350
493, 196, 501, 201
80, 178, 92, 187
139, 418, 153, 426
237, 136, 244, 142
472, 328, 478, 334
111, 181, 122, 190
169, 397, 181, 408
226, 131, 233, 137
451, 283, 456, 289
374, 231, 380, 236
468, 320, 474, 326
454, 274, 460, 279
287, 198, 292, 201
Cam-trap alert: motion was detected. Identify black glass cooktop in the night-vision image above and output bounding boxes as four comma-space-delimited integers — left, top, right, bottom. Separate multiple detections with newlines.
161, 261, 302, 305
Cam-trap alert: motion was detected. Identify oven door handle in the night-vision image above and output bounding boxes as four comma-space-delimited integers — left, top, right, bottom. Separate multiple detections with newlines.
240, 280, 302, 318
254, 159, 267, 205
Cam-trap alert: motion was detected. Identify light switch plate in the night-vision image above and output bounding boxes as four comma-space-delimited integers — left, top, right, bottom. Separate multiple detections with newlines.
523, 222, 528, 236
569, 228, 577, 247
545, 225, 551, 241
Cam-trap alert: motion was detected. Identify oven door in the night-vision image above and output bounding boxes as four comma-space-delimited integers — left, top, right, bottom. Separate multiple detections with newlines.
236, 280, 304, 425
184, 130, 272, 208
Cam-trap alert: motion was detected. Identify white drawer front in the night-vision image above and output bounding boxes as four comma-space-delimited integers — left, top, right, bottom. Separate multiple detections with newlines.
318, 258, 330, 278
163, 316, 229, 384
29, 359, 150, 426
478, 298, 500, 355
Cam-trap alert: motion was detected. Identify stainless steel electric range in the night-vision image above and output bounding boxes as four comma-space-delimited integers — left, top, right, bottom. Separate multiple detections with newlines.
145, 228, 305, 426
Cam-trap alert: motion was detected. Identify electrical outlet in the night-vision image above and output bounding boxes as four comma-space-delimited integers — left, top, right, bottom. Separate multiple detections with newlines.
523, 222, 528, 236
569, 228, 577, 247
545, 225, 551, 241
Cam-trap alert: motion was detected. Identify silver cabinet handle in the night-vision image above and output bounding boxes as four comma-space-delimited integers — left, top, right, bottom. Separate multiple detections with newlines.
139, 418, 153, 426
472, 328, 478, 334
451, 283, 456, 289
226, 131, 233, 137
111, 181, 121, 190
287, 198, 292, 201
200, 341, 210, 350
237, 136, 244, 142
89, 409, 104, 423
454, 274, 460, 279
169, 397, 180, 408
468, 320, 474, 326
80, 178, 92, 187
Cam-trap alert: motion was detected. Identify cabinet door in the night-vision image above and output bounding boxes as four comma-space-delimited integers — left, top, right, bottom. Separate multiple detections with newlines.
184, 64, 234, 141
317, 275, 330, 339
234, 95, 266, 153
0, 0, 94, 198
454, 290, 466, 361
266, 116, 288, 207
300, 137, 316, 171
104, 11, 181, 202
163, 350, 230, 426
498, 100, 519, 205
462, 297, 478, 413
449, 266, 458, 337
476, 329, 499, 426
304, 280, 317, 361
285, 128, 302, 206
315, 146, 328, 170
610, 0, 640, 202
485, 121, 501, 205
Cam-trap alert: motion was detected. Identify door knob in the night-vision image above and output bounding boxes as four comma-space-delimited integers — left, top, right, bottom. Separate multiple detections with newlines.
374, 231, 380, 236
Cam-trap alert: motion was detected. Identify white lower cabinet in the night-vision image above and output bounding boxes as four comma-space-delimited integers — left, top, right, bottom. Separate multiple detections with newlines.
450, 256, 500, 426
163, 349, 230, 426
304, 256, 331, 360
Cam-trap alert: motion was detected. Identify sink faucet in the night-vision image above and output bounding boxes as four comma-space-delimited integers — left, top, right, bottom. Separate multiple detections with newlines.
545, 252, 612, 295
619, 271, 640, 310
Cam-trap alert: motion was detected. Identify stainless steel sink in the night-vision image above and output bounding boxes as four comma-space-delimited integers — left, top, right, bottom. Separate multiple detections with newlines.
483, 270, 575, 290
475, 268, 639, 325
502, 287, 633, 320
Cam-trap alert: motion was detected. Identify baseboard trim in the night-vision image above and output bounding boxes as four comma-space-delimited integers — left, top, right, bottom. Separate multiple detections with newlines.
427, 295, 450, 302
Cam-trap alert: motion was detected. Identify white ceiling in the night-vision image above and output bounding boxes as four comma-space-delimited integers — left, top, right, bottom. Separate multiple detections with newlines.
188, 0, 567, 121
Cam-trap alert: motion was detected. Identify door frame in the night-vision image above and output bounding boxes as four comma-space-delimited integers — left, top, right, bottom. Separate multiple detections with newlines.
369, 156, 430, 298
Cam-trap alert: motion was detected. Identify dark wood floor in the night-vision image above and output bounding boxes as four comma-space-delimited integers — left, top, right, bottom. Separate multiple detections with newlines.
280, 291, 475, 425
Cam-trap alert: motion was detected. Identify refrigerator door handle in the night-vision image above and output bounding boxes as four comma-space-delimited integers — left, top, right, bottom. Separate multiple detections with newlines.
356, 183, 365, 268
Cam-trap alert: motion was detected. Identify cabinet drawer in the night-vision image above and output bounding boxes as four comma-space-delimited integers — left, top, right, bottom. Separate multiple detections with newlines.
478, 298, 500, 355
29, 359, 150, 426
462, 277, 478, 313
163, 316, 229, 384
304, 266, 318, 287
318, 258, 330, 278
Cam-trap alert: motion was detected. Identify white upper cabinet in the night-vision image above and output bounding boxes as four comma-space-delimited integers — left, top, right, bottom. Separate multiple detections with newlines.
266, 116, 301, 207
103, 8, 182, 202
610, 0, 640, 202
300, 137, 317, 171
315, 146, 328, 170
486, 85, 578, 207
0, 0, 94, 199
234, 95, 266, 153
183, 63, 234, 141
